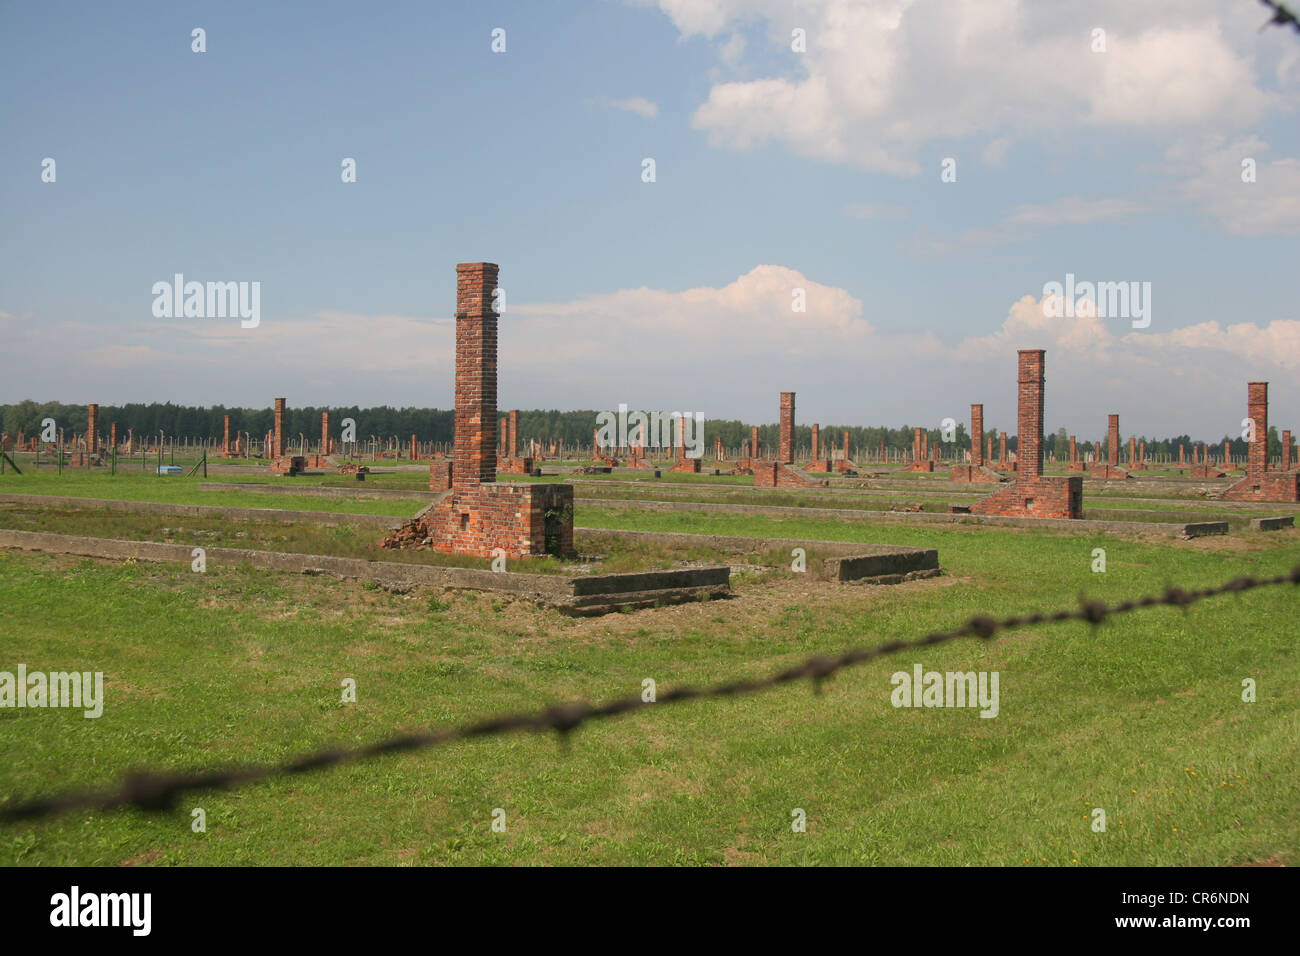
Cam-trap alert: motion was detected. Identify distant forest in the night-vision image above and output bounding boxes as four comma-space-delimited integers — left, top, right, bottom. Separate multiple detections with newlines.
0, 399, 1282, 459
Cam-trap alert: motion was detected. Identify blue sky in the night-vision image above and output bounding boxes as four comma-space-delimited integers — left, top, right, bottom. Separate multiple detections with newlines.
2, 0, 1298, 437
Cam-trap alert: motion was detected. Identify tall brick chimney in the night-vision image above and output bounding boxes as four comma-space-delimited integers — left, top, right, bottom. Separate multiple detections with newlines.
843, 430, 850, 461
810, 424, 820, 462
1283, 429, 1292, 472
272, 398, 286, 459
223, 415, 231, 456
970, 404, 984, 466
779, 392, 795, 463
1016, 350, 1045, 481
508, 409, 519, 460
751, 426, 759, 459
1107, 414, 1120, 466
454, 262, 499, 486
1247, 382, 1267, 479
109, 422, 117, 454
87, 404, 98, 454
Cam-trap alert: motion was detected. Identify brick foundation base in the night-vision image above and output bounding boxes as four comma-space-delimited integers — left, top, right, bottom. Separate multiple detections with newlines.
806, 459, 833, 473
670, 458, 701, 474
833, 460, 858, 472
499, 457, 534, 474
969, 476, 1083, 519
270, 456, 306, 476
1220, 472, 1300, 502
753, 461, 828, 488
386, 483, 576, 557
1190, 464, 1226, 479
906, 460, 934, 473
950, 464, 1007, 483
1088, 464, 1131, 480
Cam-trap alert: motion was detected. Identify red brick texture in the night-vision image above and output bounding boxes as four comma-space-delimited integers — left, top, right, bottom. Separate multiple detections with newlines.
751, 426, 760, 459
970, 350, 1082, 518
810, 424, 819, 462
454, 263, 497, 486
223, 415, 232, 457
907, 426, 934, 472
429, 460, 452, 491
1090, 416, 1130, 478
1284, 429, 1292, 472
270, 456, 305, 476
272, 398, 286, 460
86, 404, 98, 455
779, 392, 795, 463
952, 401, 1005, 481
753, 461, 828, 488
321, 412, 330, 457
1223, 382, 1300, 501
384, 262, 576, 557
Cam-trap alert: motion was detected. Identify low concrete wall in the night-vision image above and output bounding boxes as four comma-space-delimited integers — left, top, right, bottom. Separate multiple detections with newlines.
578, 527, 940, 582
1250, 516, 1295, 531
199, 481, 431, 501
0, 528, 729, 616
578, 497, 1226, 538
0, 493, 397, 528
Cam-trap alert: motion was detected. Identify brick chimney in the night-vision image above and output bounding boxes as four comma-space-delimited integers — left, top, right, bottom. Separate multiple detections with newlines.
1247, 382, 1267, 479
779, 392, 795, 463
87, 404, 98, 454
454, 262, 499, 486
272, 398, 286, 458
1107, 414, 1120, 466
970, 404, 984, 466
1016, 350, 1045, 481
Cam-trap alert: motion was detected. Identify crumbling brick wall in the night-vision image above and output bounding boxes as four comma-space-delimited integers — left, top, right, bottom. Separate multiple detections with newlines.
970, 350, 1082, 518
951, 402, 1005, 482
1222, 382, 1300, 501
383, 262, 575, 557
753, 461, 827, 488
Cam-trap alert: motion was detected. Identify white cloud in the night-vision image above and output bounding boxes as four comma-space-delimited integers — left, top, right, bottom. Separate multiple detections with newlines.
1166, 135, 1300, 236
6, 267, 1299, 431
654, 1, 1281, 175
1005, 196, 1146, 226
608, 96, 660, 118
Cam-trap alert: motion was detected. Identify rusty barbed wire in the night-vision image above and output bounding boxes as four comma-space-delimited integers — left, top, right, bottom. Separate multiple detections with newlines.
2, 563, 1297, 825
1259, 0, 1300, 32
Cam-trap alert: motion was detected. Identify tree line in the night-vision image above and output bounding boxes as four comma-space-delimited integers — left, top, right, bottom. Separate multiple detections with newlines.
0, 400, 1282, 458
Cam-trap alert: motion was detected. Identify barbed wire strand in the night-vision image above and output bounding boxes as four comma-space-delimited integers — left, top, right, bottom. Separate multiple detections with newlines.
1259, 0, 1300, 33
2, 563, 1297, 826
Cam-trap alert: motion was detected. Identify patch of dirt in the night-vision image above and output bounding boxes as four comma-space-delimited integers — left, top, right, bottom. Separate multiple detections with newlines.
117, 848, 163, 867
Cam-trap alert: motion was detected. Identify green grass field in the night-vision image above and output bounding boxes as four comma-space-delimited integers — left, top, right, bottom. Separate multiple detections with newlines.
1, 461, 1297, 865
